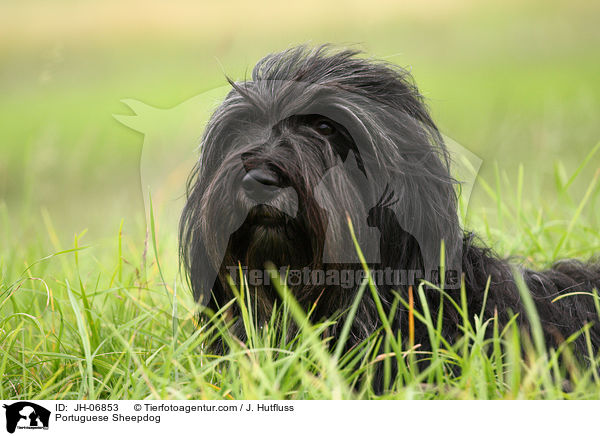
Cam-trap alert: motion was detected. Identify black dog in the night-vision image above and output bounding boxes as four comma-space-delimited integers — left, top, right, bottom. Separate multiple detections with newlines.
179, 45, 600, 370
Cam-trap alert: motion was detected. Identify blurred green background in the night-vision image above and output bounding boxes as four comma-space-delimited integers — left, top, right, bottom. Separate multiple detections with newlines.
1, 0, 599, 249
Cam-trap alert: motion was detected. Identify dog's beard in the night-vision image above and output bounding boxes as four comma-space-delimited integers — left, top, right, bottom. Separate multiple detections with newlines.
201, 164, 328, 272
211, 199, 332, 323
226, 205, 317, 272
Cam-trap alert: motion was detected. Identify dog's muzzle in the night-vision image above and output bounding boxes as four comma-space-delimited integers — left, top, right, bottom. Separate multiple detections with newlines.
241, 168, 282, 202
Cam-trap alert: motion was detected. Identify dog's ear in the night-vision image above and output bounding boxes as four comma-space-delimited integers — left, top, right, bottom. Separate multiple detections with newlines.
185, 235, 220, 306
393, 172, 463, 288
179, 178, 220, 307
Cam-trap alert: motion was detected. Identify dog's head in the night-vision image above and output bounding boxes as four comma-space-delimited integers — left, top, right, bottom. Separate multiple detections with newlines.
180, 45, 462, 312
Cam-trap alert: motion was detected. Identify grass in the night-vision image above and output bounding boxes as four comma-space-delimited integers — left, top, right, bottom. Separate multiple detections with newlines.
1, 149, 599, 400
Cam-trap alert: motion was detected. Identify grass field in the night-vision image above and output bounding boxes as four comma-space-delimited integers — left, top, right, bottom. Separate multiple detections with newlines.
1, 0, 599, 399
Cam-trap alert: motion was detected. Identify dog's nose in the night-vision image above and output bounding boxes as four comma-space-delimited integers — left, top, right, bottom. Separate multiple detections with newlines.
242, 169, 281, 201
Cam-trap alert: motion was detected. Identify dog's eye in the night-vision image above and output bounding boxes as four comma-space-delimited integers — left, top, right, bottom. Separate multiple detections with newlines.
314, 120, 335, 136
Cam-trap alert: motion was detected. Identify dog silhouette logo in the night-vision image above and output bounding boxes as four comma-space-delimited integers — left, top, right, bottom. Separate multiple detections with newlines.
2, 402, 50, 433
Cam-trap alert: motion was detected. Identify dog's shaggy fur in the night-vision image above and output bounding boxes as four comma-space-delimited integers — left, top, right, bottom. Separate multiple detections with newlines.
180, 45, 600, 379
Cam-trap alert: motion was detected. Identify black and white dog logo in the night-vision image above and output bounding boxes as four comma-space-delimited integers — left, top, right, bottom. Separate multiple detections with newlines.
3, 402, 50, 433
